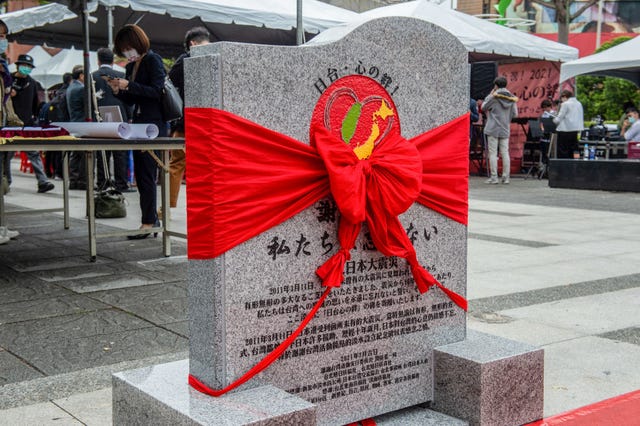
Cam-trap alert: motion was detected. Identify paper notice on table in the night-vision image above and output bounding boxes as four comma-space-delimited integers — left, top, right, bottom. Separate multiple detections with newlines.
51, 122, 159, 139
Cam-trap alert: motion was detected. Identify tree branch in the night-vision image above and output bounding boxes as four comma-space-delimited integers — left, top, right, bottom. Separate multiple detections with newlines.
571, 0, 599, 21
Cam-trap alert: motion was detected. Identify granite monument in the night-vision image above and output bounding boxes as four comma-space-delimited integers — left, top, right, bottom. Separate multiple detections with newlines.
113, 16, 543, 426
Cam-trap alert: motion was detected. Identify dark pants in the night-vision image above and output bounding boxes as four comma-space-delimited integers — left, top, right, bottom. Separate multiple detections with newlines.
1, 152, 12, 184
557, 131, 579, 159
97, 150, 129, 191
69, 151, 87, 187
133, 150, 159, 225
43, 152, 63, 178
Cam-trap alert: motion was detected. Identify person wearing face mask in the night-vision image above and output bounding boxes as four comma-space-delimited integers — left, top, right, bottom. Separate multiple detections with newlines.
10, 55, 55, 194
621, 107, 640, 142
109, 24, 167, 239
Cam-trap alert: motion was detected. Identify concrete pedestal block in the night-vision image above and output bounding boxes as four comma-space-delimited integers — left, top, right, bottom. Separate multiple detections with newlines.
373, 405, 467, 425
113, 359, 316, 425
432, 330, 544, 426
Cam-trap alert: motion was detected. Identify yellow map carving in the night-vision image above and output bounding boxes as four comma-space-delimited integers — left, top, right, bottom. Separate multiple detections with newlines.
353, 100, 394, 160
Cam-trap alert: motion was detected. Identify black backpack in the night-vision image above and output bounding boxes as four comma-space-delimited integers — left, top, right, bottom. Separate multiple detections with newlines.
46, 87, 70, 123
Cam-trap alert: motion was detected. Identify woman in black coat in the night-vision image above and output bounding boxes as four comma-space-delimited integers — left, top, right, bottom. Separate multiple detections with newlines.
109, 24, 167, 239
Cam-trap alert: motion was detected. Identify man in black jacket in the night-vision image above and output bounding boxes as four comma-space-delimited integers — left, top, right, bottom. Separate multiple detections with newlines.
11, 54, 54, 193
92, 47, 132, 191
167, 26, 210, 208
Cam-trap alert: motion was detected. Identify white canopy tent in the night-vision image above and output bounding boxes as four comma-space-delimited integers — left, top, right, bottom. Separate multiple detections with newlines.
308, 0, 579, 63
559, 36, 640, 86
1, 0, 358, 56
30, 46, 125, 89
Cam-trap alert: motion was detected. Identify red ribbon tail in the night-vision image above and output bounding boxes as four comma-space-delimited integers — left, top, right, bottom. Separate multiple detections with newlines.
345, 420, 377, 426
434, 281, 468, 311
316, 249, 350, 288
409, 258, 468, 312
189, 287, 332, 397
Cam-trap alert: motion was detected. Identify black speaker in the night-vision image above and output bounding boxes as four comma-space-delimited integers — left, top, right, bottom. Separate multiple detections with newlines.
470, 62, 498, 101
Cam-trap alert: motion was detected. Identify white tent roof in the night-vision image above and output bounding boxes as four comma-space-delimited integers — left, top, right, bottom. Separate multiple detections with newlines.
30, 46, 124, 89
90, 0, 358, 33
1, 3, 77, 34
559, 36, 640, 86
1, 0, 358, 56
8, 45, 51, 73
308, 0, 578, 63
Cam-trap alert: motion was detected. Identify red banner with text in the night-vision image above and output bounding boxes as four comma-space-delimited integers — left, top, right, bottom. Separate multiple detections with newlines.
499, 60, 561, 118
494, 61, 561, 167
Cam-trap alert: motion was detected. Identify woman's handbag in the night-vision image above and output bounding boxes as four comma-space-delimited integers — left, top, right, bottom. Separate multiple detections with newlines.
95, 188, 127, 218
161, 77, 183, 122
94, 151, 127, 218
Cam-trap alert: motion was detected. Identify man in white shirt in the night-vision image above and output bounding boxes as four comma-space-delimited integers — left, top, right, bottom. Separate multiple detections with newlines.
553, 90, 584, 159
621, 107, 640, 142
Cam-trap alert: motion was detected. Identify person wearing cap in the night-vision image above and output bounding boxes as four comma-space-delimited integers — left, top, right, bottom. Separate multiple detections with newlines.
11, 53, 54, 193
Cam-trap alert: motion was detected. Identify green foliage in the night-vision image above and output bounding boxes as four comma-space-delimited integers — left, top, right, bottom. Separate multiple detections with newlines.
576, 36, 640, 122
162, 57, 175, 72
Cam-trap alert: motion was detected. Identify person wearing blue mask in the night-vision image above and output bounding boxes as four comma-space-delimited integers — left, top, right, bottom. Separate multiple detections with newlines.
621, 107, 640, 142
10, 54, 54, 193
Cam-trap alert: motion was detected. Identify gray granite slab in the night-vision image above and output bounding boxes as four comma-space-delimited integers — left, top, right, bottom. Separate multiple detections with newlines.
163, 321, 189, 338
0, 308, 187, 375
3, 325, 187, 376
91, 240, 186, 262
470, 272, 640, 313
89, 283, 187, 325
0, 278, 72, 305
0, 350, 45, 385
8, 256, 110, 273
433, 330, 544, 426
29, 263, 116, 283
0, 294, 108, 324
0, 244, 86, 264
186, 17, 469, 425
0, 351, 188, 410
113, 359, 316, 425
599, 326, 640, 346
56, 274, 164, 294
374, 405, 467, 425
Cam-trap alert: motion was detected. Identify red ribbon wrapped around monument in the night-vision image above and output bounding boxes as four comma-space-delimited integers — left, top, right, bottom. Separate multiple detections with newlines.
186, 107, 470, 396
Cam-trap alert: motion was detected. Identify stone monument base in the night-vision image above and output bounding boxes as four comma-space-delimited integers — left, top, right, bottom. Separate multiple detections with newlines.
113, 331, 543, 425
432, 330, 544, 426
112, 359, 316, 425
113, 359, 468, 425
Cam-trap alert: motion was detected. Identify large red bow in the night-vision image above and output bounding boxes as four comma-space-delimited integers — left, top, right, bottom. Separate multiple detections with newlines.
186, 108, 469, 309
185, 107, 470, 397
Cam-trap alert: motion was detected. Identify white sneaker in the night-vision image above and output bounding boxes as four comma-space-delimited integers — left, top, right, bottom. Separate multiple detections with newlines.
502, 177, 510, 184
0, 226, 19, 239
485, 177, 499, 184
0, 234, 8, 245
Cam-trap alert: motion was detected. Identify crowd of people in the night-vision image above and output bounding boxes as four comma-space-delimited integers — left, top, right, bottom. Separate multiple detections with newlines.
475, 76, 638, 186
0, 20, 210, 244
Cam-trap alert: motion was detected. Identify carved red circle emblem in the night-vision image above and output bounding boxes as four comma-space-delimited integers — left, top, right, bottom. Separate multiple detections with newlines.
310, 75, 399, 160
